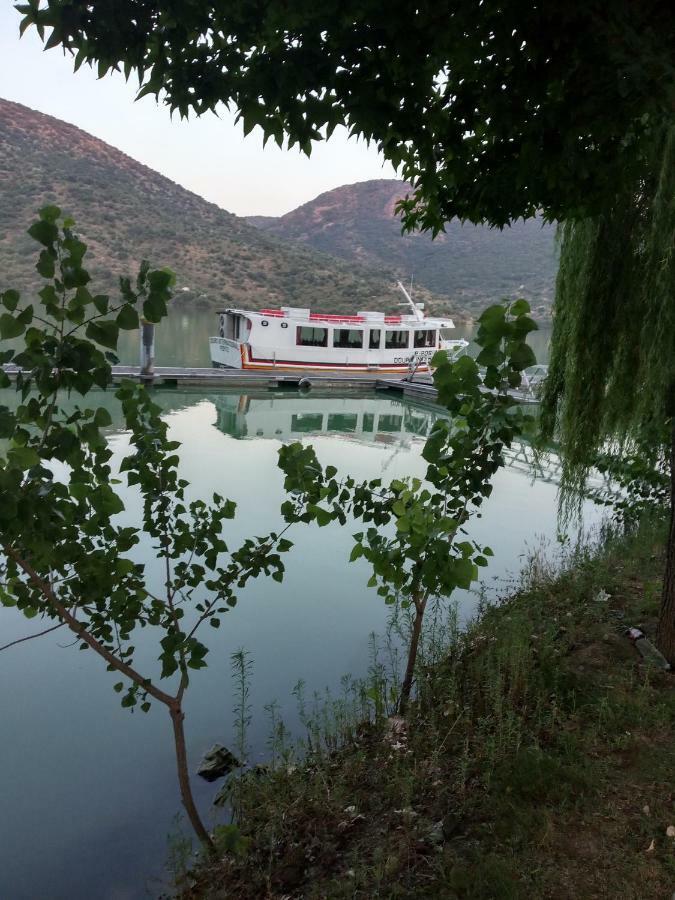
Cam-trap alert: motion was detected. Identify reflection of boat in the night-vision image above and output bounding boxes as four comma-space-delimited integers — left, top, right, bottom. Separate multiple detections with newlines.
209, 282, 468, 375
211, 391, 580, 489
214, 393, 442, 446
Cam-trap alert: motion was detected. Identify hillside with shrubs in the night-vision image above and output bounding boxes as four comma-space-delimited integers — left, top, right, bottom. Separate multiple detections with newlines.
251, 179, 558, 319
0, 100, 457, 318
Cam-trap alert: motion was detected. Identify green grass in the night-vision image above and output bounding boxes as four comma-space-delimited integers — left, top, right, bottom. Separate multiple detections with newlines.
179, 516, 675, 899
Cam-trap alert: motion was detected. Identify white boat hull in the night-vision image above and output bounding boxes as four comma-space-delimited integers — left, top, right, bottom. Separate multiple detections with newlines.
209, 337, 435, 374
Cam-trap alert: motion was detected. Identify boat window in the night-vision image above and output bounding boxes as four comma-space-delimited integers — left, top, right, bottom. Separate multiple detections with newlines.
327, 413, 358, 432
413, 329, 436, 348
378, 414, 404, 432
369, 329, 381, 350
385, 330, 410, 350
296, 326, 328, 347
362, 413, 375, 433
333, 328, 364, 349
291, 413, 324, 433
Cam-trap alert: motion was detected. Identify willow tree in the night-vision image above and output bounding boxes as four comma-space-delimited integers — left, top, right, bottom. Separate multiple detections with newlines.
541, 124, 675, 663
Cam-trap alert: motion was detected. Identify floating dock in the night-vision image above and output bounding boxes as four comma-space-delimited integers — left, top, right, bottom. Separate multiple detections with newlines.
2, 365, 542, 404
111, 365, 388, 389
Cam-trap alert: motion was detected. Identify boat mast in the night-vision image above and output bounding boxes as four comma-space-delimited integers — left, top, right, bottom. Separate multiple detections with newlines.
396, 280, 425, 322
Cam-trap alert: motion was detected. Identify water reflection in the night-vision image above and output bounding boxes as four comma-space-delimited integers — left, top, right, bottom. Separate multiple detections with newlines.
214, 392, 439, 447
0, 386, 595, 900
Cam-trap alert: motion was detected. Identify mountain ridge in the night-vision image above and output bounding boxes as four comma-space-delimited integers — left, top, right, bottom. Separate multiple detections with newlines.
248, 179, 558, 318
0, 99, 458, 319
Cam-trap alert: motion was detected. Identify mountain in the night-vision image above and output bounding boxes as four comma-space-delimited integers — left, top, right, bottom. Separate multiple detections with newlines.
0, 100, 458, 319
249, 180, 558, 318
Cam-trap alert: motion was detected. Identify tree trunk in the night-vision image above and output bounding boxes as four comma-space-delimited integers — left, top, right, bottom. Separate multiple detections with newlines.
399, 593, 427, 715
656, 417, 675, 666
169, 703, 215, 852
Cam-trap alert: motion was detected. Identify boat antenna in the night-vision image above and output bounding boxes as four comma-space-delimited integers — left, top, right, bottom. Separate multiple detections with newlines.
396, 279, 424, 321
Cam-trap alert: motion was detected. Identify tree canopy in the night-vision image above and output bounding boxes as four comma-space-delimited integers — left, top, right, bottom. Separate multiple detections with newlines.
17, 0, 675, 230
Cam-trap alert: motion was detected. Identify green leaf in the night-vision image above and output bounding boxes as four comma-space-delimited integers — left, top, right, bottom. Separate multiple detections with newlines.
0, 585, 16, 607
0, 314, 25, 339
86, 319, 119, 350
0, 407, 15, 437
476, 346, 505, 367
315, 507, 332, 526
2, 290, 20, 312
143, 295, 167, 323
508, 343, 537, 371
510, 298, 531, 316
36, 250, 56, 278
39, 205, 61, 222
117, 304, 139, 330
92, 295, 109, 315
148, 269, 175, 291
28, 219, 58, 247
94, 407, 112, 427
8, 445, 40, 469
17, 306, 33, 326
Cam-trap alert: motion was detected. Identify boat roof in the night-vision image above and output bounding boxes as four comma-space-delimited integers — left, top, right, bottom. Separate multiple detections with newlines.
217, 307, 456, 329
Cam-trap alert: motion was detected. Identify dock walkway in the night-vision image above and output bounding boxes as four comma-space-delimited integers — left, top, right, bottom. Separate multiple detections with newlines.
2, 365, 541, 404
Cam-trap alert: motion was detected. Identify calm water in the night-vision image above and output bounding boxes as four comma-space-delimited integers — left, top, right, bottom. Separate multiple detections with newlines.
116, 307, 553, 368
0, 384, 586, 900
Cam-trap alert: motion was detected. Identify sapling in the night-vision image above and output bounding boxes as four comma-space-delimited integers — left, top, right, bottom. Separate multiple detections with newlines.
278, 300, 538, 713
0, 209, 305, 848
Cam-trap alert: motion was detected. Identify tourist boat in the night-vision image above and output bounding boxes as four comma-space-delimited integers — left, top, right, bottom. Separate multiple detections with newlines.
209, 282, 468, 374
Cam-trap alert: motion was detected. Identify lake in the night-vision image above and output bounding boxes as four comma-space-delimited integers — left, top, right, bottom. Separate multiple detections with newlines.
1, 323, 577, 900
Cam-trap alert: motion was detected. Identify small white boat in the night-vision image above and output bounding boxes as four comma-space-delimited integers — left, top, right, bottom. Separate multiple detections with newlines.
209, 282, 468, 375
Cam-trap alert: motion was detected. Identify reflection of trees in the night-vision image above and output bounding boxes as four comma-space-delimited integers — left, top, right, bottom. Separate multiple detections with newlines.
0, 388, 206, 436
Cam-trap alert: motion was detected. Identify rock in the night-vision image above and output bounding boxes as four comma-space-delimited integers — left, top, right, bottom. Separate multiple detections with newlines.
197, 744, 242, 782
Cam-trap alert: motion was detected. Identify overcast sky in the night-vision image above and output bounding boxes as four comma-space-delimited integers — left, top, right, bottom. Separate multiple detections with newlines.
0, 4, 397, 216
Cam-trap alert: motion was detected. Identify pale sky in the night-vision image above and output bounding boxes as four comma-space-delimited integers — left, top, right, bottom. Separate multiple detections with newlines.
0, 3, 397, 216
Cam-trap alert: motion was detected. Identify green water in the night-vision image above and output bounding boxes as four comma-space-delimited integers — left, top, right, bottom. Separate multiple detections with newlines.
0, 383, 582, 900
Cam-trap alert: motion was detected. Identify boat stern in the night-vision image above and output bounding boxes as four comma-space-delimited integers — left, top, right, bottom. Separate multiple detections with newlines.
209, 336, 243, 369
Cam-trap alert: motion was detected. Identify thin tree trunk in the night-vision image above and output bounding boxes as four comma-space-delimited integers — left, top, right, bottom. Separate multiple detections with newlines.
656, 416, 675, 666
6, 546, 216, 849
169, 703, 215, 852
399, 592, 427, 715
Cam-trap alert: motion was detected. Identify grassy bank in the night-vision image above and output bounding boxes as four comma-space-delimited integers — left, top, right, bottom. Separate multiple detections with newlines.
181, 518, 674, 899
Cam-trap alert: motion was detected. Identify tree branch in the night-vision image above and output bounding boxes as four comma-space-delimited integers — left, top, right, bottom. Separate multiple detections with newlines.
0, 621, 65, 653
4, 543, 177, 709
